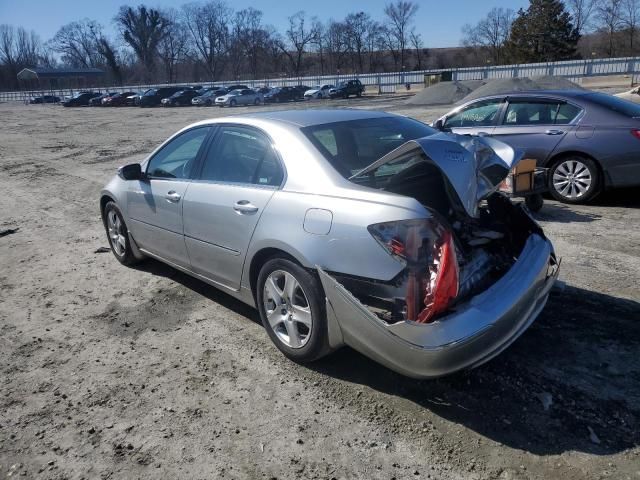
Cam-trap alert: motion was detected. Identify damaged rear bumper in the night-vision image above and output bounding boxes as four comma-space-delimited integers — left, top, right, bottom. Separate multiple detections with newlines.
318, 233, 559, 379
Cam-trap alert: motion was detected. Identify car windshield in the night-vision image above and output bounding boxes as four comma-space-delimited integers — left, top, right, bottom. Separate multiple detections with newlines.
144, 89, 157, 96
228, 90, 241, 96
586, 92, 640, 117
301, 116, 437, 179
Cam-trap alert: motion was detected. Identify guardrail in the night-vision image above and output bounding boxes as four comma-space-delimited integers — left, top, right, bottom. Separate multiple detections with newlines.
3, 56, 640, 102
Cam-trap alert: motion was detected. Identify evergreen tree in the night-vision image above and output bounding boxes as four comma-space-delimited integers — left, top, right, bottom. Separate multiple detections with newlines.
506, 0, 580, 63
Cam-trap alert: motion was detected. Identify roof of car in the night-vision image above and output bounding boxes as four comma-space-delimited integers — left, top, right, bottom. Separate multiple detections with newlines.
237, 108, 394, 127
473, 89, 592, 100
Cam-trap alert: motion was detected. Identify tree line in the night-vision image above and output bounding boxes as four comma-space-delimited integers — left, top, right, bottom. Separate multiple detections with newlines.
462, 0, 640, 66
0, 1, 423, 90
1, 0, 640, 91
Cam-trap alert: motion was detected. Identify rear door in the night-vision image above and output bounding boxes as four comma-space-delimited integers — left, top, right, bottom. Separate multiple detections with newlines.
443, 97, 505, 136
491, 97, 582, 164
182, 124, 285, 290
127, 126, 212, 267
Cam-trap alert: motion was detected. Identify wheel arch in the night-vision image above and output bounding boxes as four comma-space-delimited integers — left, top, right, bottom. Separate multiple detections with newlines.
248, 246, 310, 302
99, 193, 116, 224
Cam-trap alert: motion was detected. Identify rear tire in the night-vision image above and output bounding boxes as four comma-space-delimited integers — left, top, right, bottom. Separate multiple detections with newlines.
103, 201, 138, 266
256, 257, 330, 363
548, 155, 600, 204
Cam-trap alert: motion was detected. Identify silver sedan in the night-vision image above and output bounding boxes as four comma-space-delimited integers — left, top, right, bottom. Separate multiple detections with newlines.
215, 88, 262, 107
100, 110, 558, 378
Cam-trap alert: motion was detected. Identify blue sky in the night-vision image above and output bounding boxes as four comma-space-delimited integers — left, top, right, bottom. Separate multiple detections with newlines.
0, 0, 530, 48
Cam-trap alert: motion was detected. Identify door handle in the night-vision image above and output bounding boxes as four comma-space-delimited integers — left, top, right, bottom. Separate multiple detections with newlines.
545, 129, 564, 135
233, 200, 259, 214
165, 191, 181, 203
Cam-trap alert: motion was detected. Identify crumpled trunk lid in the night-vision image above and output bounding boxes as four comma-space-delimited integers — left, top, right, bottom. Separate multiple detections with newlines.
351, 132, 522, 218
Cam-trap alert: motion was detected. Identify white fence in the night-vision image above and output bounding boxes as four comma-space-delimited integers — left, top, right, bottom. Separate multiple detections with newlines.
3, 56, 640, 102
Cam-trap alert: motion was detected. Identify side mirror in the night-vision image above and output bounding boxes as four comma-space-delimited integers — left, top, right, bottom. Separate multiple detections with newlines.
119, 163, 143, 181
433, 118, 445, 131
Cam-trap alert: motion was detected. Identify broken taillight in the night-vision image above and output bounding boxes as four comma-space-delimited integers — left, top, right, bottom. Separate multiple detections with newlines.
368, 219, 459, 323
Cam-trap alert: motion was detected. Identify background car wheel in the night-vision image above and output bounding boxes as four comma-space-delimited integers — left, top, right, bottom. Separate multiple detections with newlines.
230, 99, 237, 107
103, 201, 138, 266
256, 257, 330, 362
254, 98, 260, 105
206, 100, 212, 106
548, 155, 600, 204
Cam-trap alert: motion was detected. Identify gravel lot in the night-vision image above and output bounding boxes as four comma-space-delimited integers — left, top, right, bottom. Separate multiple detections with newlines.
1, 97, 639, 480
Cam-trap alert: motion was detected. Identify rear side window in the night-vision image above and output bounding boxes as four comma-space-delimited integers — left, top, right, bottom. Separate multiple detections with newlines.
555, 103, 582, 124
503, 100, 581, 125
200, 126, 283, 186
586, 92, 640, 117
302, 116, 436, 178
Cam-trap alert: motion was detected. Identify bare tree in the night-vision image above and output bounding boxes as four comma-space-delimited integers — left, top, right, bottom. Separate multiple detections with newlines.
115, 5, 168, 77
565, 0, 598, 33
410, 30, 424, 70
383, 0, 419, 70
462, 7, 514, 64
364, 21, 385, 72
622, 0, 640, 52
49, 19, 103, 68
95, 36, 123, 84
596, 0, 623, 56
344, 12, 372, 73
311, 19, 327, 75
0, 24, 46, 88
277, 11, 317, 77
157, 8, 189, 83
182, 1, 231, 81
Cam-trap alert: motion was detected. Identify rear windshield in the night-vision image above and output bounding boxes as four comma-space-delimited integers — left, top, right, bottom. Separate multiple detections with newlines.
301, 117, 436, 178
585, 92, 640, 117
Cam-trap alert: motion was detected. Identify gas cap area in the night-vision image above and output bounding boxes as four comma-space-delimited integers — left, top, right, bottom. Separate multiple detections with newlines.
303, 208, 333, 235
575, 126, 595, 139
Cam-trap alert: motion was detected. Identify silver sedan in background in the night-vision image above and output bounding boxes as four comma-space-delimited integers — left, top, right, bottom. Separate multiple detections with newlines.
100, 110, 558, 378
215, 88, 263, 107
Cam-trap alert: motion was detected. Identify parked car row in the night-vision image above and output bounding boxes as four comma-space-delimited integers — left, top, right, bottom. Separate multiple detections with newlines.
32, 80, 367, 109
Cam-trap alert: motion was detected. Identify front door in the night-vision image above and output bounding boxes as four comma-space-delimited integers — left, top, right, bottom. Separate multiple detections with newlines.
490, 98, 582, 164
182, 124, 285, 290
127, 126, 211, 267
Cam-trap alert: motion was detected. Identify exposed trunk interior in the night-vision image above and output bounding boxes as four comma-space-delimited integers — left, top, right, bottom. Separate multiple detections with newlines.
336, 177, 544, 325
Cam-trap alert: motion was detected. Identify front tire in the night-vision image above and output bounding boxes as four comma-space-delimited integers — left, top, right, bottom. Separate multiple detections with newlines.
256, 257, 329, 362
548, 155, 600, 204
230, 99, 237, 107
103, 201, 138, 266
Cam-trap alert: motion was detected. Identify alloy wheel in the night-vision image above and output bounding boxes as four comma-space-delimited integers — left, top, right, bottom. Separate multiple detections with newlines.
262, 270, 312, 349
107, 210, 126, 257
552, 159, 592, 200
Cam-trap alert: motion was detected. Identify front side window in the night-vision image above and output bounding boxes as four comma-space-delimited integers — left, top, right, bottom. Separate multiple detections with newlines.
200, 126, 283, 186
147, 127, 210, 179
444, 99, 503, 128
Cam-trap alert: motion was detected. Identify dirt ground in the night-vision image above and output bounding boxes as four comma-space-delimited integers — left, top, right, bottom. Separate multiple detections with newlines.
1, 97, 639, 480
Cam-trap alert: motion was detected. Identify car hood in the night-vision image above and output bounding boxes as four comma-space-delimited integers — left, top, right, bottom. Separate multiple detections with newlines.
305, 89, 320, 95
350, 133, 522, 218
